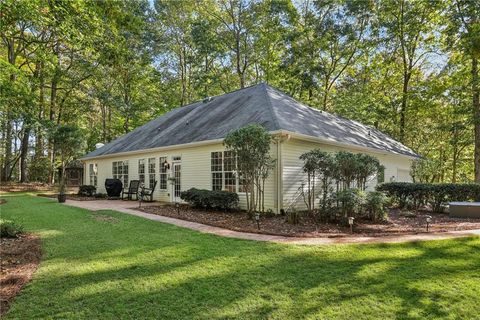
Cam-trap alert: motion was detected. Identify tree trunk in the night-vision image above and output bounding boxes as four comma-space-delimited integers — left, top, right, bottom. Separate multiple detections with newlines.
48, 52, 59, 184
36, 61, 45, 158
473, 56, 480, 182
399, 71, 410, 143
2, 39, 16, 181
19, 127, 30, 182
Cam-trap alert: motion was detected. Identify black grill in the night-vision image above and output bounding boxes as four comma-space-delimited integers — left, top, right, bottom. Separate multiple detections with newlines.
105, 179, 123, 198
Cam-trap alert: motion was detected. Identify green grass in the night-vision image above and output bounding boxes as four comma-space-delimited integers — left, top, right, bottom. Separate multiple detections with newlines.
1, 195, 479, 319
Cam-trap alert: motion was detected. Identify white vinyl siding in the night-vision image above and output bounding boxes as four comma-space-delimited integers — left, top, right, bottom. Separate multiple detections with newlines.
282, 138, 413, 211
85, 142, 277, 211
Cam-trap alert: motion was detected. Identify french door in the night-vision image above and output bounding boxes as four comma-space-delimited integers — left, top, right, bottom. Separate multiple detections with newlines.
172, 162, 181, 202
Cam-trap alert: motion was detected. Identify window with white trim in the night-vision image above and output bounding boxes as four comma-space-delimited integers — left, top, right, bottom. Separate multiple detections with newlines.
211, 151, 243, 192
89, 163, 97, 186
138, 159, 145, 184
159, 156, 167, 190
112, 160, 129, 187
148, 157, 156, 189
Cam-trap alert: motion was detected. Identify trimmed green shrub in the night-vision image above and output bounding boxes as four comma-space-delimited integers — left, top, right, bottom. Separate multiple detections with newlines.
335, 188, 366, 218
377, 183, 480, 212
180, 188, 239, 211
0, 219, 24, 238
78, 185, 96, 197
365, 191, 389, 221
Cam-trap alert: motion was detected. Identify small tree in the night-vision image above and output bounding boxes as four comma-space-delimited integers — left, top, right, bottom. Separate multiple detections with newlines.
299, 149, 336, 214
335, 151, 358, 190
299, 150, 320, 213
53, 125, 84, 195
224, 124, 274, 215
354, 153, 381, 190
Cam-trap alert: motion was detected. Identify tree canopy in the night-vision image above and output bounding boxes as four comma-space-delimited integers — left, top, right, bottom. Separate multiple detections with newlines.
0, 0, 478, 183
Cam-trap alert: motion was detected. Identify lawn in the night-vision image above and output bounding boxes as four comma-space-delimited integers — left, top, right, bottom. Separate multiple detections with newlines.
1, 195, 479, 319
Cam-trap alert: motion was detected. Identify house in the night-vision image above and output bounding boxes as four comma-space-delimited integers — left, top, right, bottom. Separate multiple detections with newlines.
80, 83, 417, 213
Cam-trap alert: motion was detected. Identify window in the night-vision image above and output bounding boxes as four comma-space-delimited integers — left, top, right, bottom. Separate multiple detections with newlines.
148, 157, 156, 189
211, 151, 243, 192
159, 156, 167, 190
223, 151, 236, 192
112, 160, 129, 187
211, 152, 223, 191
89, 163, 97, 187
138, 159, 145, 184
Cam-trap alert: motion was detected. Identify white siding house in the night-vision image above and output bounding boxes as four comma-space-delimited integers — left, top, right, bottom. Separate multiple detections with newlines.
81, 83, 417, 213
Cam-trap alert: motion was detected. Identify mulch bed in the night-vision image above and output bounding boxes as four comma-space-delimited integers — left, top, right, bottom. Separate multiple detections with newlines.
0, 183, 55, 193
0, 234, 42, 316
37, 194, 107, 201
138, 205, 480, 238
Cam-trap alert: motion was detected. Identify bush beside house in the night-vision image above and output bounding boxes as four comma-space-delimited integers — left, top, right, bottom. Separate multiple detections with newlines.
377, 182, 480, 212
180, 188, 239, 211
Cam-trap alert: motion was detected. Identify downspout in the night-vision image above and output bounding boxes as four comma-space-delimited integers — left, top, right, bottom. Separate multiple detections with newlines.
276, 137, 282, 214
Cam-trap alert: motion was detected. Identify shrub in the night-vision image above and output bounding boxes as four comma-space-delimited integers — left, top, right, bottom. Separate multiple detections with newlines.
377, 183, 480, 212
78, 185, 96, 197
286, 208, 300, 224
335, 188, 365, 218
180, 188, 239, 211
365, 191, 389, 221
0, 219, 24, 238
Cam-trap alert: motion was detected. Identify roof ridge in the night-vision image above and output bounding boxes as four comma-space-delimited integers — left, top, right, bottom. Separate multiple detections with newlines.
261, 83, 281, 130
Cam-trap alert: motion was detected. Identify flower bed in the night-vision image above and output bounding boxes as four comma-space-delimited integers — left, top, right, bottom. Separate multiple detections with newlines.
138, 205, 480, 238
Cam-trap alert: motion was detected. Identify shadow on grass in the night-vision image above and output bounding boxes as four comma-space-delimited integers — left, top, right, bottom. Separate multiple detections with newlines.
2, 195, 479, 319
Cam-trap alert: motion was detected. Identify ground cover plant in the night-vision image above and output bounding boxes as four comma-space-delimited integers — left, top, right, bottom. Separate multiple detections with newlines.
1, 195, 480, 319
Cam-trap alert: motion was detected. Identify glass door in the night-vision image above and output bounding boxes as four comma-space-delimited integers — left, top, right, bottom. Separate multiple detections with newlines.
172, 162, 181, 202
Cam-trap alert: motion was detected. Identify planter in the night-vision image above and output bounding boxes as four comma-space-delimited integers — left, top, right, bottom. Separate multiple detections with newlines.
58, 194, 67, 203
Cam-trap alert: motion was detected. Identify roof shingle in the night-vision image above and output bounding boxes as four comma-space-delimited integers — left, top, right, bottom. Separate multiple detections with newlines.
82, 83, 418, 159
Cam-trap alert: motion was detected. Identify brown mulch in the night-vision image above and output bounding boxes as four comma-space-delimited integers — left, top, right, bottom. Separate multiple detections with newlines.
0, 183, 55, 194
37, 193, 107, 201
138, 205, 480, 238
0, 234, 42, 316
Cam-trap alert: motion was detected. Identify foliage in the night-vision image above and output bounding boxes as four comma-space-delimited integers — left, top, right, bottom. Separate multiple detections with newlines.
410, 158, 443, 183
0, 219, 23, 238
0, 0, 478, 185
334, 188, 366, 220
78, 185, 97, 197
224, 124, 274, 214
286, 207, 300, 225
377, 182, 480, 212
28, 157, 51, 183
299, 149, 335, 213
365, 191, 389, 222
180, 188, 239, 211
52, 125, 85, 194
3, 195, 480, 319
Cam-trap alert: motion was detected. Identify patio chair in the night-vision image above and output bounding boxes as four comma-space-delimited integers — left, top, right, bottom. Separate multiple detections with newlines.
121, 180, 140, 200
139, 180, 157, 203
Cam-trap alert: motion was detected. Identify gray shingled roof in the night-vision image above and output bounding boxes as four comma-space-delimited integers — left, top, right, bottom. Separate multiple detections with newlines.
82, 83, 418, 159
